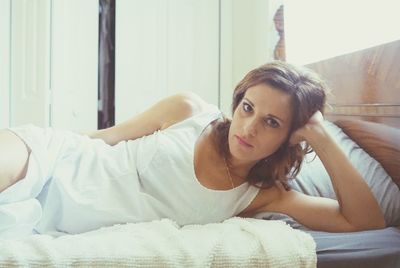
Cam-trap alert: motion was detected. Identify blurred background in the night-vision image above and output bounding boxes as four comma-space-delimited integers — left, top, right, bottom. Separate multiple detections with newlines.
1, 0, 399, 132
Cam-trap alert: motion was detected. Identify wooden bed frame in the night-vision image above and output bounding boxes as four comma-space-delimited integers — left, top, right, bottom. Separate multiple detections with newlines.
306, 39, 400, 128
305, 40, 400, 188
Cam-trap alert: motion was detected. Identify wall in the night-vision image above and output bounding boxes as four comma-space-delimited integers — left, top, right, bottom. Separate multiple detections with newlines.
285, 0, 400, 65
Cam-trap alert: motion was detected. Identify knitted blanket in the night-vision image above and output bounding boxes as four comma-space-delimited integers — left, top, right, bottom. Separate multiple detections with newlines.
0, 217, 316, 267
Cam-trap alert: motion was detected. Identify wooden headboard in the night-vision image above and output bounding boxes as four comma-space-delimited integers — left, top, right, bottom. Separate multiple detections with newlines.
306, 39, 400, 128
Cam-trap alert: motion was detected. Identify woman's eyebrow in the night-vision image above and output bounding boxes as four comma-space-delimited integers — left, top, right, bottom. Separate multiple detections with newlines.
243, 97, 286, 123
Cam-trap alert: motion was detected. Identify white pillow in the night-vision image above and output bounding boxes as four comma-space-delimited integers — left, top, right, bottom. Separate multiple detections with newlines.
255, 121, 400, 228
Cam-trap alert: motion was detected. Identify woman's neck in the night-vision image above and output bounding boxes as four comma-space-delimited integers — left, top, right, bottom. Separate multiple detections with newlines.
225, 154, 256, 181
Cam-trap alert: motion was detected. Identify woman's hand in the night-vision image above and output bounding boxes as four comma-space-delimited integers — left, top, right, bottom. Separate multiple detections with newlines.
289, 110, 324, 146
275, 109, 385, 232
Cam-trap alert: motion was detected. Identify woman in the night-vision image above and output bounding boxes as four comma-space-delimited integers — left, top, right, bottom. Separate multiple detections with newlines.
0, 61, 385, 236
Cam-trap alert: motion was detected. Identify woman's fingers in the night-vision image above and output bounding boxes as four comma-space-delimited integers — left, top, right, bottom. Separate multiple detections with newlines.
289, 110, 324, 145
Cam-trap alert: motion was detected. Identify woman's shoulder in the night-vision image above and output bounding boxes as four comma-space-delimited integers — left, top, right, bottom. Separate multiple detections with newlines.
176, 91, 218, 114
160, 92, 220, 130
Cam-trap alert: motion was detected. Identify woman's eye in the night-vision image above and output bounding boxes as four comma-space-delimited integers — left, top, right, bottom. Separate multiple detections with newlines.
242, 102, 252, 112
265, 118, 279, 128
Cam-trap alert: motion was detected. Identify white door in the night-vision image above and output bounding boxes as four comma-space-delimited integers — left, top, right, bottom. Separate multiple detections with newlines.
9, 0, 51, 128
115, 0, 219, 123
6, 0, 98, 132
50, 0, 98, 132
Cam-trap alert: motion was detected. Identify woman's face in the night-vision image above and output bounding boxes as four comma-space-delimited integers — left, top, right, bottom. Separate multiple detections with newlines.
228, 83, 293, 165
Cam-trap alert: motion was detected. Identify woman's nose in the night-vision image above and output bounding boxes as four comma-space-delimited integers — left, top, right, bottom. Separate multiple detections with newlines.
244, 119, 257, 137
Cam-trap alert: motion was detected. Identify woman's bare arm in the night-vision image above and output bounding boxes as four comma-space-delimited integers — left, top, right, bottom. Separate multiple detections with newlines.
260, 112, 386, 232
88, 91, 209, 145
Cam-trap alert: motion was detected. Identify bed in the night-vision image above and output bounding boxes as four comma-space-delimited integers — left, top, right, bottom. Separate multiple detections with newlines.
258, 39, 400, 268
1, 41, 400, 267
259, 119, 400, 268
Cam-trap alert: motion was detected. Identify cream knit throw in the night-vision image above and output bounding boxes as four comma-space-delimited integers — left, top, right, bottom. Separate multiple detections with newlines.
0, 217, 316, 267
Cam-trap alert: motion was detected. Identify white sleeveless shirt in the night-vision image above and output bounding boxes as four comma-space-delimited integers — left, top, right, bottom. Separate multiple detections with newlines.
31, 105, 260, 235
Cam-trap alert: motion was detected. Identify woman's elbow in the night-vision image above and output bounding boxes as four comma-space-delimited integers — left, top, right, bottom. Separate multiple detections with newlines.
350, 217, 386, 232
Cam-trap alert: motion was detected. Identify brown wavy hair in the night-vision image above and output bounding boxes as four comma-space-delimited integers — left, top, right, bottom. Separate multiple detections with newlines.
213, 61, 328, 189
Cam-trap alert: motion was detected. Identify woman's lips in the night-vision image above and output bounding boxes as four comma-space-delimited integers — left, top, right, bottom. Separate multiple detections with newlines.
234, 135, 253, 147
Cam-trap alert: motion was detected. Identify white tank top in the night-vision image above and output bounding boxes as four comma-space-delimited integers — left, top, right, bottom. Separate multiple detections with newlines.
34, 105, 260, 235
134, 104, 261, 226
